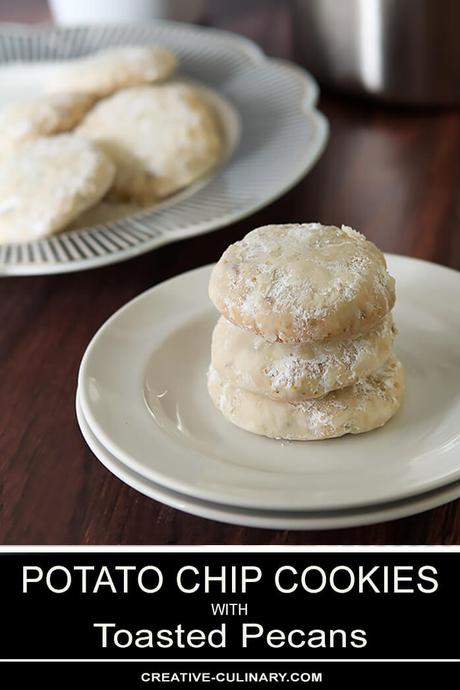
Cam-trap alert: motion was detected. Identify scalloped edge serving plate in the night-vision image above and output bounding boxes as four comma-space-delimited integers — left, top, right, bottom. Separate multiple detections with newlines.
0, 22, 328, 275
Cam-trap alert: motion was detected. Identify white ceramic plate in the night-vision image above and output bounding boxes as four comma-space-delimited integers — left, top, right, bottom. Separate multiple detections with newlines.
76, 393, 460, 530
78, 255, 460, 512
0, 22, 328, 275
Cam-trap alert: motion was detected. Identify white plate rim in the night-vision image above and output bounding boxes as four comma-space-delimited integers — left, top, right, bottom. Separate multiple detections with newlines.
76, 391, 460, 531
77, 255, 460, 511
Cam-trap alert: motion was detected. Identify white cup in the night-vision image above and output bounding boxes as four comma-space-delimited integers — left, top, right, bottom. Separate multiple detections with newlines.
49, 0, 207, 24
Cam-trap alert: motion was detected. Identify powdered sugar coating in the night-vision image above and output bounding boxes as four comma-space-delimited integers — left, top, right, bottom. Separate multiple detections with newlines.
77, 83, 222, 202
211, 314, 396, 401
0, 92, 95, 158
207, 354, 404, 440
47, 45, 177, 98
0, 134, 115, 243
209, 224, 396, 343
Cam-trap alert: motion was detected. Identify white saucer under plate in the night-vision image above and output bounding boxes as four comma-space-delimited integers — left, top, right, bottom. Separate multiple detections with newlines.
0, 22, 328, 275
76, 392, 460, 530
77, 255, 460, 512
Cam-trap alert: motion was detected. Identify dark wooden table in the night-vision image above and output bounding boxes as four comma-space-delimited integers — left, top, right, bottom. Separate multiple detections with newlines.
1, 1, 459, 545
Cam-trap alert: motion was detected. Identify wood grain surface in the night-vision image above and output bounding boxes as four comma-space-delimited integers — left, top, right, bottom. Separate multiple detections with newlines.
1, 0, 459, 545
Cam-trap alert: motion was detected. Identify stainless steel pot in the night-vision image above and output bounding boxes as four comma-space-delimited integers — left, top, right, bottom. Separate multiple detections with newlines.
291, 0, 460, 105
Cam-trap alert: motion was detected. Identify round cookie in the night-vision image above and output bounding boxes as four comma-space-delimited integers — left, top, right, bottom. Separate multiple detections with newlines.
207, 355, 404, 441
77, 83, 222, 202
211, 314, 396, 401
209, 224, 396, 343
47, 45, 177, 98
0, 92, 96, 157
0, 134, 115, 244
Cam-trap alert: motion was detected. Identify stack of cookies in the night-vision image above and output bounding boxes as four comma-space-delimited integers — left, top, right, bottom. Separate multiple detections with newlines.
207, 223, 404, 440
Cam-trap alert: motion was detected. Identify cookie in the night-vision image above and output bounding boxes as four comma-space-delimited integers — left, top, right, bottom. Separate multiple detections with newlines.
209, 224, 395, 343
211, 314, 396, 401
207, 354, 404, 441
77, 83, 221, 202
0, 92, 95, 157
0, 134, 115, 243
47, 45, 177, 98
